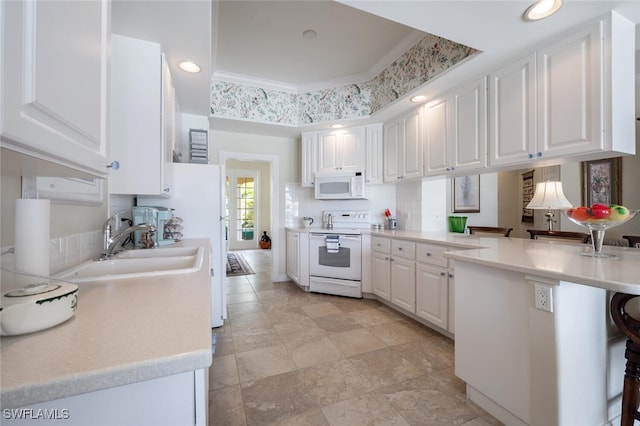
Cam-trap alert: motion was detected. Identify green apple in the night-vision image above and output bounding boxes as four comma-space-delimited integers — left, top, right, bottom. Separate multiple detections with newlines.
609, 204, 630, 221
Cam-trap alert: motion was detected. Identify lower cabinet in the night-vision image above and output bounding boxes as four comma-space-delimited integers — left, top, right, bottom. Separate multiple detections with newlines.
371, 237, 455, 335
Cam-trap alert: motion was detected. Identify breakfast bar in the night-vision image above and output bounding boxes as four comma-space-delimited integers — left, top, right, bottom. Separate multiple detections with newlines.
444, 237, 640, 426
0, 239, 213, 425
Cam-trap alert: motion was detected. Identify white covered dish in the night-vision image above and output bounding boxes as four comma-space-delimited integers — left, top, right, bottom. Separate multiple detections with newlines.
1, 281, 78, 336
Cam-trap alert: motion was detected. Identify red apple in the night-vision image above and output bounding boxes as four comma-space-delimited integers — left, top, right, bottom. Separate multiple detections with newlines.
590, 203, 611, 220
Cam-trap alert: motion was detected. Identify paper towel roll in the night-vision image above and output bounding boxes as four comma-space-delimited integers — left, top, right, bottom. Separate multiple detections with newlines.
14, 199, 50, 277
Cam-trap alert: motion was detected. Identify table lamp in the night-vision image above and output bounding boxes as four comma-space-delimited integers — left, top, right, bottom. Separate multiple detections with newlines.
526, 181, 573, 230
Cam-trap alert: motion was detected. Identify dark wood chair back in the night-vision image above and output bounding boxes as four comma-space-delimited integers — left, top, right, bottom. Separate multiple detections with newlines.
623, 235, 640, 248
467, 226, 513, 237
527, 229, 590, 244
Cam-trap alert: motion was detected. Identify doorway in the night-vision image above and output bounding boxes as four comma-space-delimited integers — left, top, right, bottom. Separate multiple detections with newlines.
226, 168, 259, 250
220, 151, 280, 284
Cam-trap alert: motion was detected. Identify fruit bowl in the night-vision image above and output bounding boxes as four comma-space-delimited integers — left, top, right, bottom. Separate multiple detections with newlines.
564, 204, 638, 258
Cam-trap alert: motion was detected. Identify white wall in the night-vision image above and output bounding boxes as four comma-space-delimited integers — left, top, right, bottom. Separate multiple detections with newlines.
444, 172, 499, 231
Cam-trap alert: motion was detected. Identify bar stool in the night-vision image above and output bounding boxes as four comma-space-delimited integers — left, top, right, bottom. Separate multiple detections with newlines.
610, 293, 640, 425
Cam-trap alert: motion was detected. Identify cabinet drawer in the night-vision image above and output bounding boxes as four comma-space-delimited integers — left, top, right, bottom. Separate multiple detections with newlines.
371, 237, 391, 253
416, 243, 449, 268
392, 240, 415, 260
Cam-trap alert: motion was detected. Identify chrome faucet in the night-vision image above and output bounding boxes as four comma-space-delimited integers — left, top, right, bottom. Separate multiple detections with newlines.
102, 210, 128, 256
326, 213, 334, 230
99, 223, 157, 259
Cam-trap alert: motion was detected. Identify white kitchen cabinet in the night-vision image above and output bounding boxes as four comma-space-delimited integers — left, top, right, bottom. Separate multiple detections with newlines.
0, 0, 110, 177
488, 54, 537, 167
109, 34, 174, 197
371, 237, 391, 301
383, 108, 423, 182
5, 369, 208, 426
301, 132, 318, 187
424, 77, 487, 176
317, 127, 365, 173
364, 124, 384, 185
286, 230, 300, 284
390, 240, 416, 313
489, 12, 635, 167
415, 243, 451, 331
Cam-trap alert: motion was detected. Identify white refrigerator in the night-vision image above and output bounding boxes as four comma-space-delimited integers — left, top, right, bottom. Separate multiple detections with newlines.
139, 163, 226, 327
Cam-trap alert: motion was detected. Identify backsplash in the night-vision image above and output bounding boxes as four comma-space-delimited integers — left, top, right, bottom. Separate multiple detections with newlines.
1, 230, 102, 290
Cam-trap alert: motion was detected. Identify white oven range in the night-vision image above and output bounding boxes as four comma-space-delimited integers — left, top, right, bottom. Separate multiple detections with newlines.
308, 210, 369, 298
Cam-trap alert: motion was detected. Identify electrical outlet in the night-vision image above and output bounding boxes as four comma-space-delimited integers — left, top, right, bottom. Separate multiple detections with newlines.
534, 284, 553, 313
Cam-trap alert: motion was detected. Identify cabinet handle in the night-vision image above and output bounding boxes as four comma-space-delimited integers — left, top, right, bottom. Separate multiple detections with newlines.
440, 272, 446, 276
426, 252, 432, 256
106, 161, 120, 170
398, 247, 403, 251
164, 187, 171, 193
450, 167, 455, 171
448, 273, 454, 278
527, 153, 534, 159
536, 152, 542, 158
446, 167, 450, 172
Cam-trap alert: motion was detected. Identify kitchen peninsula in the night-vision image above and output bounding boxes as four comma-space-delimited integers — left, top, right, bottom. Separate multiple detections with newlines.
443, 236, 639, 426
0, 239, 212, 426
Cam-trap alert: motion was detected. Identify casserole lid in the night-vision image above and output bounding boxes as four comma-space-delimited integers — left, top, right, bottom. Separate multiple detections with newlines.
1, 281, 78, 309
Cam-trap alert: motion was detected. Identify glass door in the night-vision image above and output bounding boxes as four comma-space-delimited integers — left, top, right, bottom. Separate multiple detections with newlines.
226, 169, 259, 250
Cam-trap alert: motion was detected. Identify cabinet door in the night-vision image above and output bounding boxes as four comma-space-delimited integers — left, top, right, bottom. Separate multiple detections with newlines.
403, 108, 423, 179
339, 127, 365, 171
383, 119, 403, 182
317, 133, 340, 173
1, 0, 109, 177
391, 257, 415, 313
371, 251, 391, 301
452, 77, 487, 172
286, 231, 299, 283
423, 97, 450, 175
537, 20, 603, 158
416, 263, 448, 330
365, 124, 383, 185
161, 55, 174, 195
301, 132, 318, 187
489, 54, 537, 167
110, 35, 164, 195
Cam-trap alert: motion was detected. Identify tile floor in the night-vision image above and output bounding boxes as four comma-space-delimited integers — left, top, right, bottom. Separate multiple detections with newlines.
209, 249, 502, 426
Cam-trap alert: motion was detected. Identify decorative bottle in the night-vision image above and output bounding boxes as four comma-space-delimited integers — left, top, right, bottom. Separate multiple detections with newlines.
259, 231, 271, 249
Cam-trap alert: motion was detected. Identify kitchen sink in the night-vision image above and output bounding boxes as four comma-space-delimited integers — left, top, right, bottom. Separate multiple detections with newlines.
56, 247, 204, 283
114, 246, 200, 259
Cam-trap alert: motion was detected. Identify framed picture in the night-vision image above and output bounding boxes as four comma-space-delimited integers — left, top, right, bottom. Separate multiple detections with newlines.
581, 157, 622, 207
453, 175, 480, 213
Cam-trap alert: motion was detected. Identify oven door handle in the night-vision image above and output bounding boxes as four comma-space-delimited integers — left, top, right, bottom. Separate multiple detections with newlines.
309, 234, 360, 241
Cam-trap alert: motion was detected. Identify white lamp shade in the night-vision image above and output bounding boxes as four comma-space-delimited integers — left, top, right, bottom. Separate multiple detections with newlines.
526, 181, 573, 209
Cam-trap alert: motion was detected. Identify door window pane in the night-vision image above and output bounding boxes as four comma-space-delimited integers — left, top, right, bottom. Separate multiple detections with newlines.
236, 177, 255, 241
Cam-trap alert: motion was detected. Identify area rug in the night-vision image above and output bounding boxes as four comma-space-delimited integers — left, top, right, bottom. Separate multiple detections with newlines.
226, 252, 255, 276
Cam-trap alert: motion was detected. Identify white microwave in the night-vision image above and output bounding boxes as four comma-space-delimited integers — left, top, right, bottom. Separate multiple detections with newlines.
314, 171, 366, 200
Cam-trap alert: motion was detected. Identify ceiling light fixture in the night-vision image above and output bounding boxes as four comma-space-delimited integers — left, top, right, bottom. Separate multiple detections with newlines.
410, 95, 427, 103
331, 124, 343, 129
523, 0, 563, 21
302, 29, 317, 40
179, 61, 201, 73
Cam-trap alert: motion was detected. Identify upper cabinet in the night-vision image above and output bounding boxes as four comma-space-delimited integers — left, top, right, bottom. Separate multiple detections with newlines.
109, 34, 175, 197
317, 127, 365, 174
1, 0, 110, 177
424, 77, 487, 176
301, 124, 379, 187
489, 12, 635, 167
383, 107, 423, 182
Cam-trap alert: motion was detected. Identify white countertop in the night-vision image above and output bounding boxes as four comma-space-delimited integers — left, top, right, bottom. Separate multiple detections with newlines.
0, 239, 213, 408
363, 229, 640, 295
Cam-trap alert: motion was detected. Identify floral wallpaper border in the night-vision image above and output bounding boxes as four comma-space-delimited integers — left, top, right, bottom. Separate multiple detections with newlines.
210, 33, 477, 126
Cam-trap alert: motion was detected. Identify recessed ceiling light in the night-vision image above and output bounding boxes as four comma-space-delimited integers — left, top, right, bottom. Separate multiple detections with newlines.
179, 61, 201, 73
523, 0, 563, 21
331, 124, 343, 129
410, 95, 427, 103
303, 29, 317, 40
